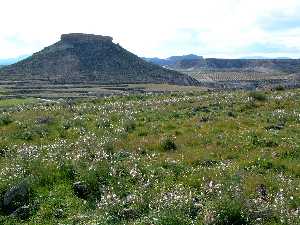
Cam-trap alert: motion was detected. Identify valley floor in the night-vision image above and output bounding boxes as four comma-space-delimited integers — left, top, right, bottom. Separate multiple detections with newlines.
0, 89, 299, 224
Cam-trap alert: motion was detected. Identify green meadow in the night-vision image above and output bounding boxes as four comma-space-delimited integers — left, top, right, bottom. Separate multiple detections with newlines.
0, 89, 299, 224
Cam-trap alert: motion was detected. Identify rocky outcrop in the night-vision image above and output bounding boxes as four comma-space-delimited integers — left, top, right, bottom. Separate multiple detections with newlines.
0, 33, 199, 86
73, 181, 90, 199
2, 179, 30, 213
60, 33, 113, 43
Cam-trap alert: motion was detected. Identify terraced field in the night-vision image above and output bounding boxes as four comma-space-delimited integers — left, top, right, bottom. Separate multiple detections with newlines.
178, 69, 300, 90
183, 70, 290, 82
0, 69, 299, 99
0, 82, 204, 99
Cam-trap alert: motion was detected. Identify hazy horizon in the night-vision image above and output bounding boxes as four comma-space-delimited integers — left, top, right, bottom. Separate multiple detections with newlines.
0, 53, 298, 65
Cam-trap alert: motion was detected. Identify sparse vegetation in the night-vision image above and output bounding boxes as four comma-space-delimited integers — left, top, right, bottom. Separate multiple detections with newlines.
249, 91, 267, 101
0, 89, 299, 224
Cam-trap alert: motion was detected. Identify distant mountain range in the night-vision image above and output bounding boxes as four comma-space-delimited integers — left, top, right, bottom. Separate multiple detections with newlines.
240, 56, 292, 60
2, 54, 295, 66
0, 55, 30, 66
143, 54, 203, 67
2, 50, 300, 80
144, 55, 300, 73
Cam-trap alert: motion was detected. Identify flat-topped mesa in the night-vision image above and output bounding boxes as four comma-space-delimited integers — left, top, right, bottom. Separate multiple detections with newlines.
61, 33, 113, 44
0, 33, 200, 86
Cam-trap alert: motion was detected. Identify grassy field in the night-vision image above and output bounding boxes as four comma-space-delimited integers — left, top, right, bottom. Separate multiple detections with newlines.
0, 89, 299, 224
0, 98, 38, 107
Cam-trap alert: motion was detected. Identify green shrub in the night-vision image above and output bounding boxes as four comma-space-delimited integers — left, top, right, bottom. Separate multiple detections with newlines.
249, 91, 267, 101
59, 162, 76, 180
14, 125, 49, 140
138, 130, 148, 137
28, 162, 62, 187
227, 111, 237, 118
161, 137, 177, 151
162, 161, 185, 177
18, 131, 34, 141
76, 161, 110, 198
124, 120, 136, 132
62, 120, 73, 130
97, 119, 111, 129
32, 125, 49, 138
274, 85, 285, 91
199, 116, 210, 123
216, 198, 249, 225
103, 142, 115, 154
36, 116, 53, 124
251, 134, 278, 148
157, 211, 190, 225
0, 114, 13, 126
253, 159, 286, 172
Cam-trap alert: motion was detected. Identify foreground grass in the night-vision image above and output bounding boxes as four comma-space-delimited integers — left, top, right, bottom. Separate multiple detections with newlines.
0, 89, 299, 224
0, 98, 38, 107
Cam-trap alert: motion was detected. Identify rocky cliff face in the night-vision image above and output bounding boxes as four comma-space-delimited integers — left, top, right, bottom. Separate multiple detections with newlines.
0, 33, 199, 86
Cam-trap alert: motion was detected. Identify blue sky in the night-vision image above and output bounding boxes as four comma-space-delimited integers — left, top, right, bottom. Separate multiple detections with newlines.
1, 0, 300, 59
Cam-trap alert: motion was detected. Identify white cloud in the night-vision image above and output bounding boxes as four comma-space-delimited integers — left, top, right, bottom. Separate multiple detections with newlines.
1, 0, 300, 58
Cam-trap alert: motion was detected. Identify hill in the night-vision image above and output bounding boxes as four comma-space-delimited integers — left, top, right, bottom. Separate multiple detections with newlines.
204, 58, 300, 73
0, 34, 198, 86
144, 55, 300, 90
145, 55, 300, 73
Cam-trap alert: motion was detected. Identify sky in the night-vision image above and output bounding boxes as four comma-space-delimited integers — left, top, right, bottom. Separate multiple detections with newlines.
1, 0, 300, 59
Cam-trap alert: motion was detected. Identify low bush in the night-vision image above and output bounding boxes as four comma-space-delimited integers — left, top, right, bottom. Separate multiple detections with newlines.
157, 212, 190, 225
251, 134, 278, 148
124, 120, 136, 132
103, 142, 115, 154
274, 85, 285, 91
36, 116, 53, 124
249, 91, 267, 101
161, 137, 177, 151
96, 119, 111, 129
0, 114, 13, 126
216, 198, 249, 225
62, 120, 73, 130
17, 131, 34, 141
227, 111, 237, 118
